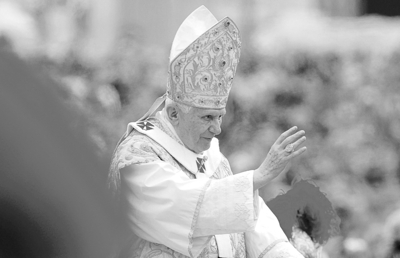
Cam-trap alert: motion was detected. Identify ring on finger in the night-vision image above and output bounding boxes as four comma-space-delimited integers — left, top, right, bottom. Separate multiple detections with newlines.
285, 143, 294, 153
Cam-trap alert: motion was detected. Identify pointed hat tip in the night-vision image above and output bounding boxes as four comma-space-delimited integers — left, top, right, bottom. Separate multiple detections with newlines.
195, 5, 210, 12
169, 5, 218, 61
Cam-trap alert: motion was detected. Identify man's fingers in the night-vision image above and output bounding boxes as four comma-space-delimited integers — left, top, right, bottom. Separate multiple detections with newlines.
276, 126, 298, 144
290, 146, 307, 158
285, 136, 306, 157
281, 130, 305, 147
292, 136, 306, 149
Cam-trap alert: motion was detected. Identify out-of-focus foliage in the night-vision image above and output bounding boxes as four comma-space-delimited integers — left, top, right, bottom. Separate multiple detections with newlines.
2, 1, 400, 257
237, 10, 400, 258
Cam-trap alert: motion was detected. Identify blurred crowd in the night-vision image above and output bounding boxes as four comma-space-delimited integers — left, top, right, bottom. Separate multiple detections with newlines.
1, 0, 400, 257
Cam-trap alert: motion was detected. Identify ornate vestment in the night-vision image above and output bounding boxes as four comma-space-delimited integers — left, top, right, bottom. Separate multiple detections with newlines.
109, 111, 304, 258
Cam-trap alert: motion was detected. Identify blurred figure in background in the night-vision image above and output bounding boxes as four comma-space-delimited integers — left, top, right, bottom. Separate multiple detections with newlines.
0, 40, 116, 258
109, 5, 307, 258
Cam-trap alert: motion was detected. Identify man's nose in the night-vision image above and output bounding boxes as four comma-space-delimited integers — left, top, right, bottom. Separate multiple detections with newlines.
209, 119, 222, 135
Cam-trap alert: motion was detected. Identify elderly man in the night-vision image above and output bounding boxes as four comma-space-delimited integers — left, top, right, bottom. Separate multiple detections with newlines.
109, 6, 307, 258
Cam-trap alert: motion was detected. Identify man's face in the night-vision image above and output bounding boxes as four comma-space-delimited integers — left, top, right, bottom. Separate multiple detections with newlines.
175, 107, 226, 153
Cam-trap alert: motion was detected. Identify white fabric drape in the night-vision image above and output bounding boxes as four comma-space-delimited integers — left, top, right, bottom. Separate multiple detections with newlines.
121, 162, 258, 257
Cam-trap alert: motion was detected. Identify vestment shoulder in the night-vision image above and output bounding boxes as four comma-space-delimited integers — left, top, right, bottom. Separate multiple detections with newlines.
108, 129, 171, 199
115, 129, 168, 170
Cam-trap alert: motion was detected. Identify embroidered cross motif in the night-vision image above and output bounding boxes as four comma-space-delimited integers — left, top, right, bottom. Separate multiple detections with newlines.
137, 121, 154, 131
196, 157, 207, 173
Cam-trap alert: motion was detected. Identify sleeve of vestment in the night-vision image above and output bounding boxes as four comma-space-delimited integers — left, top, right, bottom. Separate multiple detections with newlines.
193, 170, 259, 237
121, 161, 258, 258
244, 197, 304, 258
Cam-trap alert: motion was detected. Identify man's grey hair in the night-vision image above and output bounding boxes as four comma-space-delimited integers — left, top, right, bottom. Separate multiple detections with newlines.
165, 97, 192, 114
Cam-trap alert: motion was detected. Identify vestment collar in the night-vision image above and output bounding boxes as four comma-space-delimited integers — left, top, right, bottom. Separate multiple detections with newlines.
126, 114, 222, 178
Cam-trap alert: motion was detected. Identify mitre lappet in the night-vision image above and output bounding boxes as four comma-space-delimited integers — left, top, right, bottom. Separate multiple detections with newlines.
139, 5, 241, 121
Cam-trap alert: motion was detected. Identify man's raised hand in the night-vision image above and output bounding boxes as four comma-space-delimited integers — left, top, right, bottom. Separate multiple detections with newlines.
253, 126, 307, 190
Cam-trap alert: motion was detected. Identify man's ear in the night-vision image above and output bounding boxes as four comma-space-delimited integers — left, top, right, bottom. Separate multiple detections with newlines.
166, 105, 179, 126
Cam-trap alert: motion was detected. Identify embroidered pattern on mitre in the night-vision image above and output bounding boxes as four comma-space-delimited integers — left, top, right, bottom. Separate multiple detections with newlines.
167, 18, 241, 109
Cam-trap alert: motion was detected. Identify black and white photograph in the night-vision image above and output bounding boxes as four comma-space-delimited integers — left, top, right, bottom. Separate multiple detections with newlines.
1, 1, 400, 257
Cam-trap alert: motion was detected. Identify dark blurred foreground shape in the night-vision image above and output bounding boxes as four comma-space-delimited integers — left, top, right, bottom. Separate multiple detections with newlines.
363, 0, 400, 16
267, 179, 341, 256
0, 42, 117, 258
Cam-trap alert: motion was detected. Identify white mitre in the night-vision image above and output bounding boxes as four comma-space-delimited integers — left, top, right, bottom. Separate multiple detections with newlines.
139, 6, 241, 121
167, 5, 241, 109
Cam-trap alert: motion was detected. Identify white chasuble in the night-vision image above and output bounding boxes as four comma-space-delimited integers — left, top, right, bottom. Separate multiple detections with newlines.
109, 111, 304, 258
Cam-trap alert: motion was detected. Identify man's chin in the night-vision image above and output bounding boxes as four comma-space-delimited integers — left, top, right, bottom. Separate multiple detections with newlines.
192, 139, 212, 153
200, 139, 212, 151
